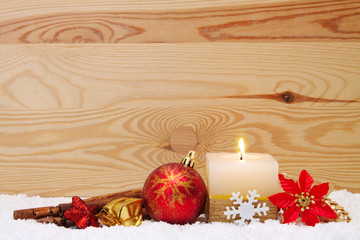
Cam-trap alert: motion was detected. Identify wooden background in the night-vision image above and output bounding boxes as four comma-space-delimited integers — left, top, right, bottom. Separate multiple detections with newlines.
0, 0, 359, 196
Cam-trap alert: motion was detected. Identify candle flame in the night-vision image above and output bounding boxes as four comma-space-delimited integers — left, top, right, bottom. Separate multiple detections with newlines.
238, 138, 245, 160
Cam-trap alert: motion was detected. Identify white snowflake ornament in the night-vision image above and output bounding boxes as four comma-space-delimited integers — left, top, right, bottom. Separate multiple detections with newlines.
224, 190, 269, 226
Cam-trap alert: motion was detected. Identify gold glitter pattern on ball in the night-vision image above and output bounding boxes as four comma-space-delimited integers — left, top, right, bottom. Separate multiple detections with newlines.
150, 165, 195, 206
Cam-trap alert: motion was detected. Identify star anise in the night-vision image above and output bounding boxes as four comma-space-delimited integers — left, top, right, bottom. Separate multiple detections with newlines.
64, 196, 100, 229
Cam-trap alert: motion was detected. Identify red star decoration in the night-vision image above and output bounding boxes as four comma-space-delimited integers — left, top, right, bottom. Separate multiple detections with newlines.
64, 196, 100, 229
269, 170, 338, 226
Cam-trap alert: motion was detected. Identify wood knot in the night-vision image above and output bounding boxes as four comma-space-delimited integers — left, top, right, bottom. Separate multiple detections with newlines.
169, 127, 198, 155
281, 92, 295, 103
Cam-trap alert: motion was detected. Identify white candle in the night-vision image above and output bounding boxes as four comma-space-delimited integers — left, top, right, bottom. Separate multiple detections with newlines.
206, 139, 280, 197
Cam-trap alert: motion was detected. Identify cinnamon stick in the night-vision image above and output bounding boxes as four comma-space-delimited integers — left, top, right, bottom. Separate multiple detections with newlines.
14, 189, 143, 220
36, 216, 63, 225
36, 216, 76, 228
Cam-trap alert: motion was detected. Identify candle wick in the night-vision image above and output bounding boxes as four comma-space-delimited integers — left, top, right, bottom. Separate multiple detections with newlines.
239, 153, 243, 160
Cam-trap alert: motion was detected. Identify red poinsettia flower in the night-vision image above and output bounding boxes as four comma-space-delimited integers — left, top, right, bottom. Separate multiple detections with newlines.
269, 170, 337, 226
64, 196, 100, 229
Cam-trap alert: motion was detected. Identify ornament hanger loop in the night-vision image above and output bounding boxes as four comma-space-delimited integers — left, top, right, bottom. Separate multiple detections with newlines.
188, 150, 195, 159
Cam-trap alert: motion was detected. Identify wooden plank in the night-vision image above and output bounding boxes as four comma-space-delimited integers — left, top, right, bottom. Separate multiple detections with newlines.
1, 0, 360, 43
0, 105, 359, 196
0, 43, 359, 109
0, 43, 359, 196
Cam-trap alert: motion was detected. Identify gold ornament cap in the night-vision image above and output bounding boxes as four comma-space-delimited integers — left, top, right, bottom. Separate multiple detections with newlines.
180, 150, 196, 168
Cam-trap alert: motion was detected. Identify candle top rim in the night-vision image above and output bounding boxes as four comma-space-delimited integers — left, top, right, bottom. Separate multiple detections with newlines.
206, 152, 272, 156
206, 152, 276, 163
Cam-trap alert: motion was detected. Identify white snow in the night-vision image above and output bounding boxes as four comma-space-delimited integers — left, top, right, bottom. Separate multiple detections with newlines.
0, 190, 359, 240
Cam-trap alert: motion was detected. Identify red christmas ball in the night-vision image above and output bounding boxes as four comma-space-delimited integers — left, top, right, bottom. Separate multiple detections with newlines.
143, 161, 207, 224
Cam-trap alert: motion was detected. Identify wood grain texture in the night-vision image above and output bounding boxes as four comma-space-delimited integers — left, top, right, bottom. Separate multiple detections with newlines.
1, 0, 360, 43
0, 43, 359, 109
0, 43, 359, 196
170, 127, 198, 155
